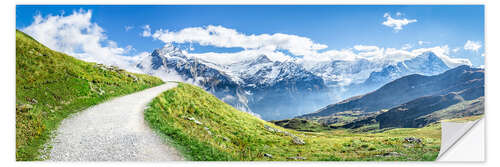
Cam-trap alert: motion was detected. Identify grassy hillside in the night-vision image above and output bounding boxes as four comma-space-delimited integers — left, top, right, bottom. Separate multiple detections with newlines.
16, 30, 164, 160
270, 118, 330, 132
418, 97, 484, 123
145, 83, 441, 161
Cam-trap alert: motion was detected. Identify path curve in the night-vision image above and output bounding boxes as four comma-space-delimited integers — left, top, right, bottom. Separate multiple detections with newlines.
49, 83, 183, 161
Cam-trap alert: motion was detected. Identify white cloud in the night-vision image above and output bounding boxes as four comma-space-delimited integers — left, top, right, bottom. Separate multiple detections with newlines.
22, 9, 141, 71
481, 53, 485, 57
418, 40, 431, 45
401, 43, 412, 50
464, 40, 482, 52
124, 26, 134, 31
144, 25, 470, 69
452, 47, 461, 53
141, 25, 152, 37
144, 25, 327, 56
299, 45, 470, 69
143, 25, 471, 68
353, 45, 379, 52
188, 47, 291, 65
382, 12, 417, 32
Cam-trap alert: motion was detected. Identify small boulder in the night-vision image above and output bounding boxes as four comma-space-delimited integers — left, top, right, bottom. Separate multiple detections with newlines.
27, 98, 38, 104
283, 131, 293, 137
287, 156, 306, 160
264, 125, 276, 132
127, 74, 139, 82
264, 153, 273, 158
383, 152, 405, 157
17, 104, 33, 112
404, 137, 422, 144
98, 88, 105, 95
292, 136, 306, 145
222, 137, 230, 141
187, 117, 203, 125
204, 127, 212, 135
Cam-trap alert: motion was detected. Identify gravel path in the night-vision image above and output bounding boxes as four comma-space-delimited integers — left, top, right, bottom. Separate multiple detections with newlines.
49, 83, 184, 161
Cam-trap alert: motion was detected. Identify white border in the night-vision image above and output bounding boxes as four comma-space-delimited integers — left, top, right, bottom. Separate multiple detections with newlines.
2, 0, 497, 167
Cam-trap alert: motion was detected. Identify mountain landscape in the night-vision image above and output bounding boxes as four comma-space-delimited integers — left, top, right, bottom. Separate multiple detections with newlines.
136, 44, 330, 120
17, 30, 449, 161
346, 52, 451, 97
15, 5, 485, 162
135, 44, 464, 120
294, 65, 484, 130
16, 28, 484, 162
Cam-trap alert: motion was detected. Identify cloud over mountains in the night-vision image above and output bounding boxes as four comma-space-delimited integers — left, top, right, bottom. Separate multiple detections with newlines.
142, 25, 328, 56
464, 40, 482, 52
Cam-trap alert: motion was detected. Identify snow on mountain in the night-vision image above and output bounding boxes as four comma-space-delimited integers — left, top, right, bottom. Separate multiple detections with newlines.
363, 51, 450, 89
136, 44, 463, 120
305, 58, 389, 86
136, 44, 330, 120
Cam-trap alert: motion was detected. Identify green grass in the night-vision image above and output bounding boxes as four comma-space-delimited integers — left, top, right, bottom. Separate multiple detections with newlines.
270, 118, 330, 132
420, 97, 484, 122
16, 30, 164, 161
145, 83, 441, 161
442, 115, 484, 123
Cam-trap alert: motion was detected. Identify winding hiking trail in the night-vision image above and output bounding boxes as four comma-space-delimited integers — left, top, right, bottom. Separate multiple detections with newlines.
48, 83, 184, 161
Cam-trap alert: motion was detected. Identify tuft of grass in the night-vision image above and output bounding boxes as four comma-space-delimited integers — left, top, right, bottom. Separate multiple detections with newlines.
16, 30, 164, 161
145, 83, 441, 161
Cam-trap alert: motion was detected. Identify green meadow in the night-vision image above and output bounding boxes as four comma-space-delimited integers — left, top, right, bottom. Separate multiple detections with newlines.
145, 83, 442, 161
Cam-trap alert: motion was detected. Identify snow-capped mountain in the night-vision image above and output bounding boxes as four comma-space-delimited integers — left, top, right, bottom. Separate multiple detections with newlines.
136, 44, 456, 120
136, 44, 331, 120
306, 58, 387, 86
361, 51, 450, 91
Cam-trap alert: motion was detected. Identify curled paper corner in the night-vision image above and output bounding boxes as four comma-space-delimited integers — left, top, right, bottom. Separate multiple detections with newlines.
437, 117, 484, 161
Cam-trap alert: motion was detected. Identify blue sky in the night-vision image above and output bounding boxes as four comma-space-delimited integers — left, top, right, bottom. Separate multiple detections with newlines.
16, 5, 484, 67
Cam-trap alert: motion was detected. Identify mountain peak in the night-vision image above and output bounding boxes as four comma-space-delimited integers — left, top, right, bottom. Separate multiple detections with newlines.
253, 54, 272, 64
151, 43, 184, 58
416, 51, 445, 65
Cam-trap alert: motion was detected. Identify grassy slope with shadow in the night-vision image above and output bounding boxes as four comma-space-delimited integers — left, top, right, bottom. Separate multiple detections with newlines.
145, 83, 441, 161
16, 30, 164, 160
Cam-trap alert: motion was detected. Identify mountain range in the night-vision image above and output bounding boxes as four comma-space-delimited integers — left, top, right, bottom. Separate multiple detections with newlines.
136, 44, 329, 120
300, 65, 484, 128
136, 44, 463, 120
